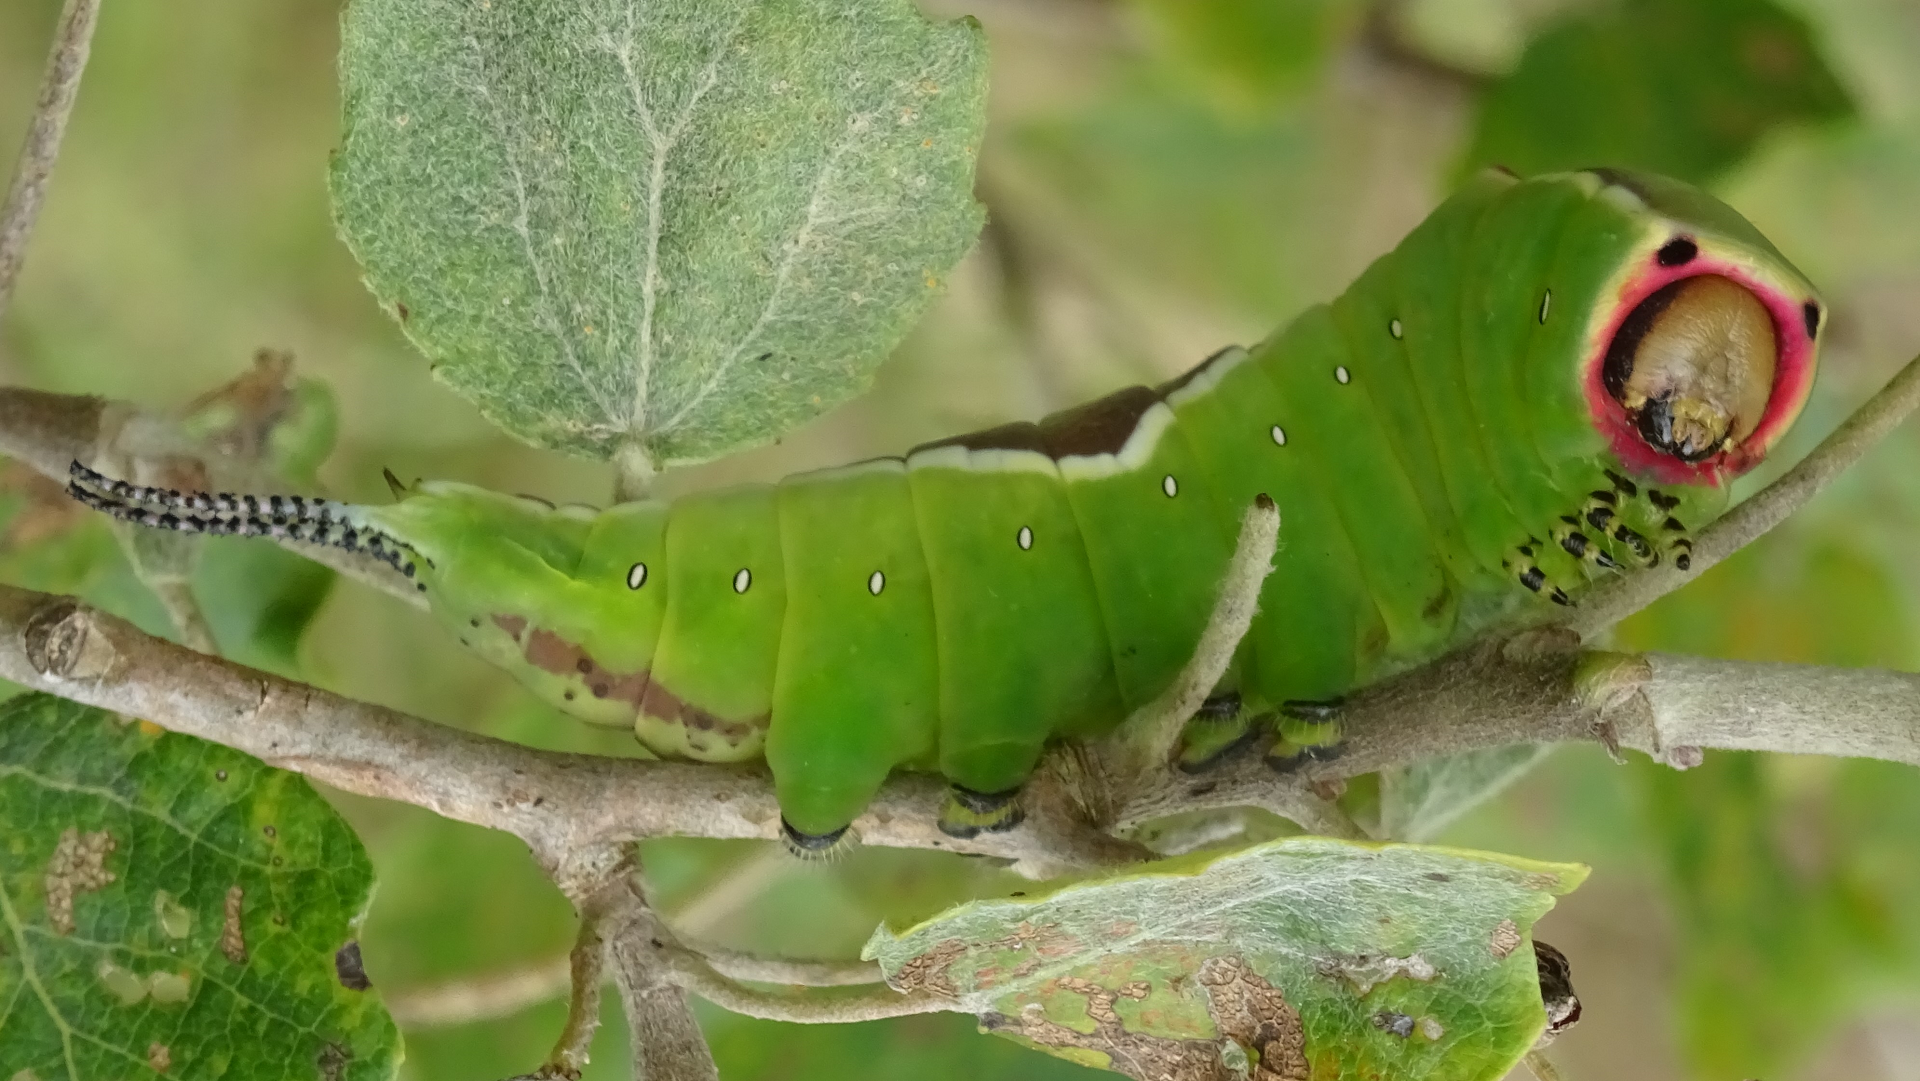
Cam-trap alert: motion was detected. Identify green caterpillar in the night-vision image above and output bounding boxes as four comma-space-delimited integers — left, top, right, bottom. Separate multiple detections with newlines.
70, 167, 1822, 850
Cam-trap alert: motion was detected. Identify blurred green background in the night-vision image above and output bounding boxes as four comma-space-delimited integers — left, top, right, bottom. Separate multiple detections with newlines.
3, 0, 1918, 1078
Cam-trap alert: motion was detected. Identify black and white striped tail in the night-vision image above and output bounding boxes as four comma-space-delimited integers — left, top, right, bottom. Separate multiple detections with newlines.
66, 460, 424, 586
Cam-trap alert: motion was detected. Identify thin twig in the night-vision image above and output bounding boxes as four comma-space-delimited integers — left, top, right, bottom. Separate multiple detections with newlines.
666, 844, 793, 939
1523, 1050, 1565, 1081
1566, 351, 1920, 637
613, 441, 657, 503
689, 943, 885, 988
547, 898, 612, 1076
665, 950, 955, 1023
599, 876, 720, 1081
1112, 494, 1279, 771
387, 956, 575, 1029
0, 0, 102, 314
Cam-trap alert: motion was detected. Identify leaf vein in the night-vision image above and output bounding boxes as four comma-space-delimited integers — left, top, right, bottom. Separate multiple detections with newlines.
464, 29, 622, 424
657, 126, 862, 436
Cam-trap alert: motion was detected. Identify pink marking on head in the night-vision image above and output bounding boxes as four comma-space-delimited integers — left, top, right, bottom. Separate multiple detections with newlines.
1581, 244, 1818, 487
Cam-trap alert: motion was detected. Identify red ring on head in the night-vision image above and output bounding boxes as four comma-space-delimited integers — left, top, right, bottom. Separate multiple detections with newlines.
1581, 246, 1817, 487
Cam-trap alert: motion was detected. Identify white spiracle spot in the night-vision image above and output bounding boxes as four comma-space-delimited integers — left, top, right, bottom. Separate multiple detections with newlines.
732, 568, 751, 594
1017, 526, 1033, 551
868, 570, 885, 596
1162, 474, 1179, 498
1270, 425, 1287, 446
1335, 365, 1351, 384
626, 562, 648, 590
1389, 318, 1403, 339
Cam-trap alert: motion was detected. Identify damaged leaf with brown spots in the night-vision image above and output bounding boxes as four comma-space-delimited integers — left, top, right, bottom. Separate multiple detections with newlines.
0, 694, 398, 1079
863, 838, 1587, 1081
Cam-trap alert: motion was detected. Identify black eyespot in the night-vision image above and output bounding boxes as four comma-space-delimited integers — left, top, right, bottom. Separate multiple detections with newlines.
1656, 238, 1698, 267
1802, 300, 1821, 339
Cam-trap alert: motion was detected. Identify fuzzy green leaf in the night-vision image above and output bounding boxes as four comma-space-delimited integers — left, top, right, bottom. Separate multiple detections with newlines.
332, 0, 988, 464
0, 694, 398, 1080
863, 838, 1585, 1081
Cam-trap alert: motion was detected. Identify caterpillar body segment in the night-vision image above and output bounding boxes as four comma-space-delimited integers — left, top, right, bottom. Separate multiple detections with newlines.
69, 168, 1824, 843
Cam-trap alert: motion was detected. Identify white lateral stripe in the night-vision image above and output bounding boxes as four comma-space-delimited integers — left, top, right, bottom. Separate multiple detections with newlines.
905, 443, 1060, 477
1056, 403, 1176, 481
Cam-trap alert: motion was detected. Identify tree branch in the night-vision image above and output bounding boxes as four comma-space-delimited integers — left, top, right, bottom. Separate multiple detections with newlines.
0, 0, 101, 314
597, 874, 721, 1081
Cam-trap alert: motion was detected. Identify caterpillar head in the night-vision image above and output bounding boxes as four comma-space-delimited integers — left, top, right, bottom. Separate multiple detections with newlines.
1581, 168, 1822, 488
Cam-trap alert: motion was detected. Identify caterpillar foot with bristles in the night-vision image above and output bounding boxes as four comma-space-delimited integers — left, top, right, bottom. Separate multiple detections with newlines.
936, 784, 1025, 839
1552, 516, 1624, 572
1267, 698, 1346, 773
1501, 542, 1575, 606
1641, 488, 1696, 570
780, 818, 854, 861
1175, 692, 1266, 773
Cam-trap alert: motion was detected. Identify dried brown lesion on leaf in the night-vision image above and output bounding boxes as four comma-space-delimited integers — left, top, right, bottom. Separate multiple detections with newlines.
44, 827, 116, 935
147, 1043, 172, 1073
220, 885, 248, 965
317, 1042, 352, 1081
1489, 919, 1522, 960
1198, 956, 1310, 1080
982, 955, 1308, 1081
889, 939, 968, 999
1317, 951, 1438, 995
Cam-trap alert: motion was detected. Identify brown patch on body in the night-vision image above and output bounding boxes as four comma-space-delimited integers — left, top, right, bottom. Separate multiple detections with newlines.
148, 1043, 172, 1073
221, 886, 248, 965
1039, 385, 1161, 458
44, 828, 116, 935
638, 679, 766, 751
523, 628, 650, 707
499, 615, 766, 753
984, 955, 1307, 1080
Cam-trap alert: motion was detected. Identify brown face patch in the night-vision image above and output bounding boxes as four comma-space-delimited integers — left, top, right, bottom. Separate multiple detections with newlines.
1038, 385, 1162, 458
